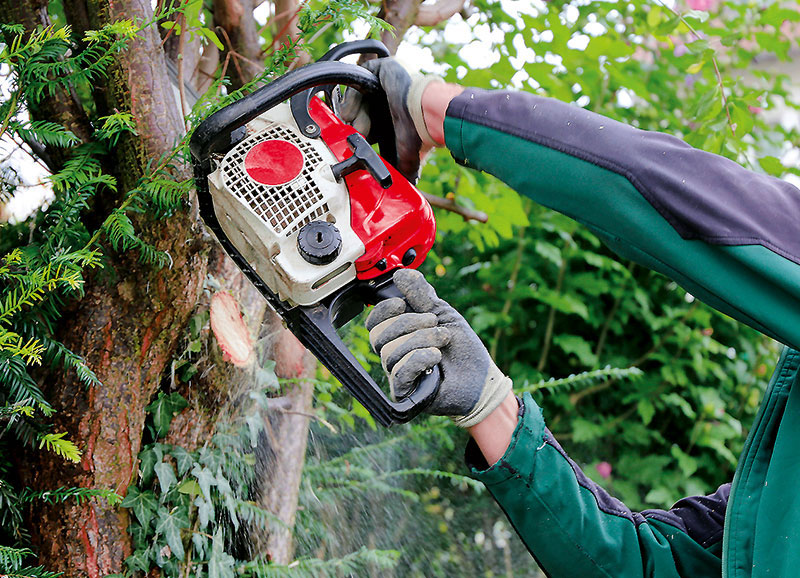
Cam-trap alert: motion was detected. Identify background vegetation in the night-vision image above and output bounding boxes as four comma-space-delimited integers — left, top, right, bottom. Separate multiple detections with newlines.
0, 0, 798, 576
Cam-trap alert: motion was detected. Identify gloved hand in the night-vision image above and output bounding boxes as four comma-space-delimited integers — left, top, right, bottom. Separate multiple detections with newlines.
366, 269, 512, 428
339, 58, 442, 183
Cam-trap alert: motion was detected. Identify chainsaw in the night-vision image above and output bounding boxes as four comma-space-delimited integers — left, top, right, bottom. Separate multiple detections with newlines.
190, 41, 440, 426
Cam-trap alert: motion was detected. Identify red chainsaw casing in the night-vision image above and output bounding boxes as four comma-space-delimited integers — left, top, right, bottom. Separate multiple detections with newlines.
307, 97, 436, 280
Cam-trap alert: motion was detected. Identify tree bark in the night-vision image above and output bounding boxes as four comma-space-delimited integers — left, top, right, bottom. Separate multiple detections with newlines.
12, 0, 209, 575
214, 0, 262, 89
378, 0, 425, 55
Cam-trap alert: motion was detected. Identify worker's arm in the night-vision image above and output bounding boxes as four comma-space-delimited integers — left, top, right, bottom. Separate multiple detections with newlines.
423, 83, 800, 351
469, 392, 727, 577
369, 270, 726, 577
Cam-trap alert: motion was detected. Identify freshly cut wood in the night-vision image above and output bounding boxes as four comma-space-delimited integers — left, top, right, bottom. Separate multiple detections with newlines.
211, 291, 256, 366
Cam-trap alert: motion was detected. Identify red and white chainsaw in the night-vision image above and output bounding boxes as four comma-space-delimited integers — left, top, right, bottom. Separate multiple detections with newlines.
190, 41, 440, 426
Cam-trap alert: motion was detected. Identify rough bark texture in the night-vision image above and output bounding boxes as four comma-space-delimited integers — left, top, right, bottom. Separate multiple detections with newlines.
13, 0, 209, 575
7, 0, 329, 572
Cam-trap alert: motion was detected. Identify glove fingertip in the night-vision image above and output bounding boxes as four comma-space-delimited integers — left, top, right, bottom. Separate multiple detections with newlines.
366, 297, 407, 331
392, 269, 440, 313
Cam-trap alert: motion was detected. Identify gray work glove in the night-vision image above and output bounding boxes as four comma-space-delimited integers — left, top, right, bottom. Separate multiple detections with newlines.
339, 58, 442, 183
366, 269, 512, 428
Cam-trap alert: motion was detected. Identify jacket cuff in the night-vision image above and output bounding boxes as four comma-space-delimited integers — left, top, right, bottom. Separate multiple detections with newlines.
443, 90, 478, 169
465, 392, 546, 486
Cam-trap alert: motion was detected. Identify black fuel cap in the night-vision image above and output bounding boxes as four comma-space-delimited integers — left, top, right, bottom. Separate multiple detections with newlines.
297, 221, 342, 265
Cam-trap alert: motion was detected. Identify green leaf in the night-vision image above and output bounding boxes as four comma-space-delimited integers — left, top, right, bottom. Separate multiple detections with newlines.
120, 486, 158, 526
553, 334, 598, 367
646, 5, 662, 28
146, 392, 189, 438
758, 155, 785, 177
671, 445, 698, 477
644, 487, 675, 507
208, 528, 236, 578
170, 445, 194, 476
155, 509, 189, 559
192, 463, 217, 498
138, 445, 161, 486
154, 462, 177, 494
572, 418, 605, 443
637, 399, 655, 426
198, 27, 224, 50
177, 479, 202, 496
194, 496, 215, 529
125, 547, 151, 572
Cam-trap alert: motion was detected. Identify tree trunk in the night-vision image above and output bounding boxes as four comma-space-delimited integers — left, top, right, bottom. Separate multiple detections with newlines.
5, 0, 347, 572
11, 0, 208, 575
214, 0, 262, 89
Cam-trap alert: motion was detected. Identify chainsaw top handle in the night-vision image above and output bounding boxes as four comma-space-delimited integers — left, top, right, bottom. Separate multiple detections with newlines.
190, 59, 391, 165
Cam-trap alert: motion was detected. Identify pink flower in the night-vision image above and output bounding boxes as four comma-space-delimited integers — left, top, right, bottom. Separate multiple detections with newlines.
596, 461, 613, 480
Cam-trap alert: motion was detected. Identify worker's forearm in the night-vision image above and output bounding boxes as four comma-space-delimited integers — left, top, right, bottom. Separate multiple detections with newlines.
420, 82, 464, 146
467, 391, 518, 465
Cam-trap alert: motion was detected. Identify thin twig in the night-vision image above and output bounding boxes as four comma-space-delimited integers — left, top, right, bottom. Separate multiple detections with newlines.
421, 192, 488, 223
177, 11, 189, 130
490, 226, 526, 359
537, 257, 568, 372
655, 0, 735, 137
594, 261, 635, 361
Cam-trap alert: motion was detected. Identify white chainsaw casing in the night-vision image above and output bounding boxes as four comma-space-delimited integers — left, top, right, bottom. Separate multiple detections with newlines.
207, 102, 364, 306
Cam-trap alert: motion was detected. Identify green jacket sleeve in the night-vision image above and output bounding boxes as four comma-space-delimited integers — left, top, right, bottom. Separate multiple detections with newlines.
468, 394, 725, 577
444, 89, 800, 350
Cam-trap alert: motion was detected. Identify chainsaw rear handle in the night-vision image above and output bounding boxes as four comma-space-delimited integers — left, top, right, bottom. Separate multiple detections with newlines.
286, 276, 441, 427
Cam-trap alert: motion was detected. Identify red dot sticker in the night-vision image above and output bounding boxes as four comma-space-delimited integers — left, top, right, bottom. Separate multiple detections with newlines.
244, 140, 304, 186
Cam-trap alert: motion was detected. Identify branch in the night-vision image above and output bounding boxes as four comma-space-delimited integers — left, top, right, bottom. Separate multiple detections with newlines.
414, 0, 466, 27
378, 0, 425, 55
421, 192, 488, 222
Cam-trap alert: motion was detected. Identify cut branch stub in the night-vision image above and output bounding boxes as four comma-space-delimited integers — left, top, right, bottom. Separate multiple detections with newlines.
210, 291, 255, 367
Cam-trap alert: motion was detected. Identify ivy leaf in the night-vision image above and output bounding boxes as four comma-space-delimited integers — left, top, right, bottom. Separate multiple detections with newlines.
154, 462, 177, 494
155, 509, 189, 559
194, 496, 215, 529
146, 393, 189, 438
192, 530, 208, 559
120, 486, 158, 526
207, 528, 236, 578
192, 463, 217, 498
177, 479, 202, 496
125, 547, 151, 572
245, 413, 263, 448
170, 445, 194, 477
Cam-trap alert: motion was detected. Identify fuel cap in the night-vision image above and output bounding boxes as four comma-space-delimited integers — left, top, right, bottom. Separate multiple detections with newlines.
297, 221, 342, 265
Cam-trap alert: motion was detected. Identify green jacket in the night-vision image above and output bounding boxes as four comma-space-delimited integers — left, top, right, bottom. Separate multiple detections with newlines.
443, 89, 800, 577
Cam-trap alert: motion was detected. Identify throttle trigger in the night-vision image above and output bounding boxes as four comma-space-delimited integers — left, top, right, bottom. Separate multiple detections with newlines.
330, 133, 393, 189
